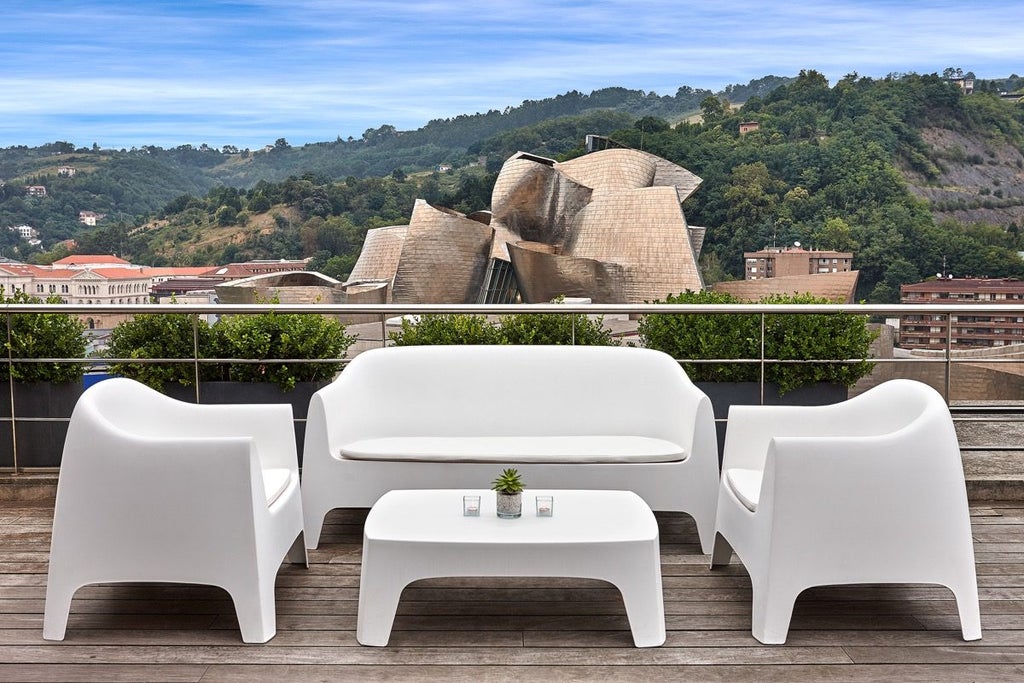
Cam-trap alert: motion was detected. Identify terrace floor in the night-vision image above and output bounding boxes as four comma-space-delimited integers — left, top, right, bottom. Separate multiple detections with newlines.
2, 500, 1024, 682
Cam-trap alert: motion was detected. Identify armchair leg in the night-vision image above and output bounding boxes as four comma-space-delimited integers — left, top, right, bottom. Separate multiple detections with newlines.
750, 582, 799, 645
231, 578, 278, 644
951, 581, 982, 641
42, 580, 76, 641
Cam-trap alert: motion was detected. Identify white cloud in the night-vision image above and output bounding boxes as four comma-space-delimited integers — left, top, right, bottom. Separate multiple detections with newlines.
1, 0, 1022, 147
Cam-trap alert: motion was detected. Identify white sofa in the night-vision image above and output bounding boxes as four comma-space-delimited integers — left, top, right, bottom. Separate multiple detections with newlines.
301, 345, 720, 552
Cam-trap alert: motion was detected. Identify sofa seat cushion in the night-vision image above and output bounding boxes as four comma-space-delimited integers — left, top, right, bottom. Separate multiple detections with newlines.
725, 468, 762, 512
339, 435, 687, 464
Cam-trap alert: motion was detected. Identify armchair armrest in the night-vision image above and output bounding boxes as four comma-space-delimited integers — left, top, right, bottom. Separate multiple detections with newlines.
722, 403, 846, 472
759, 430, 970, 565
56, 431, 268, 562
167, 402, 298, 473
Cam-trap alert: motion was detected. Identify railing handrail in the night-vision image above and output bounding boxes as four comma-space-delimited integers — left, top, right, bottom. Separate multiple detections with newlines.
4, 301, 1024, 316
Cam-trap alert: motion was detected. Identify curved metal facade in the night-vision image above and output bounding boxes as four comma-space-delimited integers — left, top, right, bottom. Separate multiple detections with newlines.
340, 144, 710, 304
347, 225, 408, 284
562, 186, 704, 302
390, 200, 494, 304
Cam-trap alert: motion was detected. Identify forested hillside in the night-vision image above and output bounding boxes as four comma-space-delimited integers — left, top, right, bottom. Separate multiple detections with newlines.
3, 71, 1024, 303
620, 70, 1024, 301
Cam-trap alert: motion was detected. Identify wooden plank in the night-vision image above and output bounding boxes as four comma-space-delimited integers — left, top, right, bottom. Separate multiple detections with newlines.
845, 645, 1024, 664
194, 664, 1024, 683
0, 664, 207, 682
0, 644, 855, 666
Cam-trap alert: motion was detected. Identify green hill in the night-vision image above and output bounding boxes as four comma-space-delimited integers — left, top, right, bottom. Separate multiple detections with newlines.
3, 71, 1024, 303
0, 77, 792, 256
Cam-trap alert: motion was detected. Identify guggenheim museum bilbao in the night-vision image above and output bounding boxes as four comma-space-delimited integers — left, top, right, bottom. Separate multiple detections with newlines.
342, 145, 707, 305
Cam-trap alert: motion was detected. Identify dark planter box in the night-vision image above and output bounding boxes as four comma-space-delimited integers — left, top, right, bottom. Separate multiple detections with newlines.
696, 382, 849, 466
1, 382, 84, 468
162, 381, 327, 465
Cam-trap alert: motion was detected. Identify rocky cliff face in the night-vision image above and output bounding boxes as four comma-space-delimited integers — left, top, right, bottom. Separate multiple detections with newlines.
903, 127, 1024, 227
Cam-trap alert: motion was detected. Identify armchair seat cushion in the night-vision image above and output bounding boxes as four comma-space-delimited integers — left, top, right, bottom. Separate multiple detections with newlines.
725, 468, 762, 512
263, 468, 293, 507
339, 435, 687, 464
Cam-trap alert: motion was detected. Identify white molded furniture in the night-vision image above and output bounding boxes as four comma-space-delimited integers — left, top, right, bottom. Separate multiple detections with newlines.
710, 379, 981, 644
43, 377, 307, 644
357, 489, 665, 647
301, 345, 719, 552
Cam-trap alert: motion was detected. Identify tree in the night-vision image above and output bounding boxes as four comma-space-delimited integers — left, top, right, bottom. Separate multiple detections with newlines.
634, 116, 671, 133
214, 205, 238, 226
814, 217, 858, 252
700, 96, 727, 124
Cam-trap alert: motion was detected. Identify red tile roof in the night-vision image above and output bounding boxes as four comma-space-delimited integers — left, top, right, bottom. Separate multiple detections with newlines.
52, 255, 131, 267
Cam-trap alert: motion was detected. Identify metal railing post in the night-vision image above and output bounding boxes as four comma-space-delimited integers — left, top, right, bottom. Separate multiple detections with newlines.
945, 314, 953, 401
759, 312, 766, 405
192, 313, 201, 403
5, 312, 16, 474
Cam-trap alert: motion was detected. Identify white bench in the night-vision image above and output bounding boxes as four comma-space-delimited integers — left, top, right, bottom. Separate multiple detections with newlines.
300, 345, 719, 552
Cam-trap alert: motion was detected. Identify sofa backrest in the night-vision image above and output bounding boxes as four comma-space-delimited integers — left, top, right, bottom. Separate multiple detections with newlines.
316, 345, 708, 444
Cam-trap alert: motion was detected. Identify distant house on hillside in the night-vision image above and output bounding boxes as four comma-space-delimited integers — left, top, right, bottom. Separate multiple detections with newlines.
57, 166, 76, 177
950, 77, 975, 94
7, 225, 38, 241
739, 121, 760, 135
78, 211, 104, 226
25, 185, 46, 197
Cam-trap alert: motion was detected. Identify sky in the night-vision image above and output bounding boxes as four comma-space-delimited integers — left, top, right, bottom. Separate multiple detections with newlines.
2, 0, 1023, 150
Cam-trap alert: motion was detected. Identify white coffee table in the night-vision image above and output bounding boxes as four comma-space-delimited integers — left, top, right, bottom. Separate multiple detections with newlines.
356, 489, 665, 647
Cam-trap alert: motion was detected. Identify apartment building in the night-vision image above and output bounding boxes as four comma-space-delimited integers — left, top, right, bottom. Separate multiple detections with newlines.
744, 245, 853, 280
900, 277, 1024, 349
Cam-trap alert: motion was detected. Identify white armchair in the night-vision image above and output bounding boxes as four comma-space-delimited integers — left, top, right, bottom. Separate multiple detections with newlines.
710, 379, 981, 644
43, 378, 307, 643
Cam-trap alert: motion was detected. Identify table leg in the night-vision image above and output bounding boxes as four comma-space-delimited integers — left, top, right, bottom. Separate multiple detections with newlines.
356, 542, 410, 646
605, 542, 665, 647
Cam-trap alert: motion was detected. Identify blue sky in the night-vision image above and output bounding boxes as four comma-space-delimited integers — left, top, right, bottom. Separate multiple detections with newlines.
2, 1, 1022, 150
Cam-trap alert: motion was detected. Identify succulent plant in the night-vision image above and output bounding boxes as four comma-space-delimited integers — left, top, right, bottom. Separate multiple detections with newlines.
491, 468, 525, 495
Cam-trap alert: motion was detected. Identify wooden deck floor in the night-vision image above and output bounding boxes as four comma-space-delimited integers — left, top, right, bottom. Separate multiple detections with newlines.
2, 502, 1023, 682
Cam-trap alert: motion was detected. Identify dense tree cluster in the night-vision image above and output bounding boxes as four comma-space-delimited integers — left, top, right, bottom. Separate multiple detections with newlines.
114, 168, 497, 277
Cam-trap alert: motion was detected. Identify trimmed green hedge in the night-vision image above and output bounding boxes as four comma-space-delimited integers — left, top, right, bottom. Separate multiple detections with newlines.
389, 300, 619, 347
637, 291, 876, 393
108, 310, 356, 391
0, 288, 87, 384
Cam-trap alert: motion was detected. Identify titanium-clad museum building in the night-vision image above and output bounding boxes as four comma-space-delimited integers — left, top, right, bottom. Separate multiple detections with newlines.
344, 146, 708, 304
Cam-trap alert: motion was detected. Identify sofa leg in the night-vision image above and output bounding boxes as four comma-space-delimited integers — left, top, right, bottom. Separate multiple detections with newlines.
709, 532, 733, 569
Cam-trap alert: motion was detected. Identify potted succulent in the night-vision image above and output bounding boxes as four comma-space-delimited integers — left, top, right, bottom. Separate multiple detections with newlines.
491, 468, 525, 519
